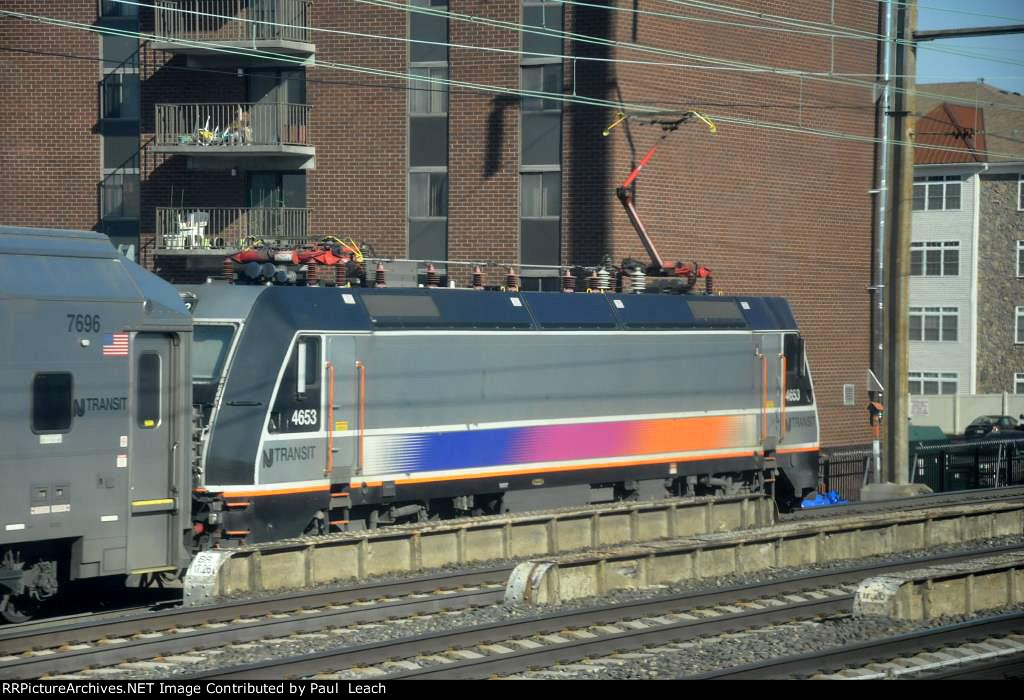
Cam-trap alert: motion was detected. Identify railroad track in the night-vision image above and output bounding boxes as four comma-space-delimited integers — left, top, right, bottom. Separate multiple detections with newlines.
0, 566, 512, 679
686, 612, 1024, 679
180, 544, 1024, 681
782, 485, 1024, 521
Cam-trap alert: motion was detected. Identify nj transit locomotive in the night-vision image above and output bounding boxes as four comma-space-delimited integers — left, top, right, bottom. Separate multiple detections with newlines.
185, 282, 820, 546
0, 227, 192, 622
0, 227, 819, 620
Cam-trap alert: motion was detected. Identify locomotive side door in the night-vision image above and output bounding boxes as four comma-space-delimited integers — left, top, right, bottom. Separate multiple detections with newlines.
326, 336, 357, 479
755, 333, 784, 452
127, 332, 178, 573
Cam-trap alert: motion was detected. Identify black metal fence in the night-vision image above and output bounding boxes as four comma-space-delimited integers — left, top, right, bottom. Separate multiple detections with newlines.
818, 438, 1024, 502
910, 438, 1024, 492
818, 445, 873, 502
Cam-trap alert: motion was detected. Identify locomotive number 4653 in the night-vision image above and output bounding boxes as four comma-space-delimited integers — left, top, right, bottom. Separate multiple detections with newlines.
291, 409, 318, 426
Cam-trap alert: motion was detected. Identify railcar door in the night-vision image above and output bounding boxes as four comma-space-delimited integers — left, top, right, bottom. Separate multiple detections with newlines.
127, 333, 178, 573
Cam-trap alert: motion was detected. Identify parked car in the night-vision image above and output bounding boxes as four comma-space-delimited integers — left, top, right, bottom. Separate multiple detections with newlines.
964, 415, 1024, 438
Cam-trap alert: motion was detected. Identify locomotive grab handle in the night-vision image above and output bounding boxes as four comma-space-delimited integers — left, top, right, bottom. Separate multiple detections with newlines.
355, 360, 365, 475
760, 354, 768, 443
779, 354, 787, 441
325, 362, 335, 478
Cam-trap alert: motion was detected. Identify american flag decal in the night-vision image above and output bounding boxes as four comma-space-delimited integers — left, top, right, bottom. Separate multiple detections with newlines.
102, 332, 129, 357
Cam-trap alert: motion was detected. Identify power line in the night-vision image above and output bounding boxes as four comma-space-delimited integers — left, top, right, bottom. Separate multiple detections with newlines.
351, 0, 1024, 108
873, 0, 1024, 24
116, 0, 1024, 114
6, 8, 1023, 161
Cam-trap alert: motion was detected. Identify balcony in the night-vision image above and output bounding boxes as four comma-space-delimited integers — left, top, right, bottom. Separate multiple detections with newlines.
155, 207, 312, 253
152, 0, 315, 64
153, 102, 315, 169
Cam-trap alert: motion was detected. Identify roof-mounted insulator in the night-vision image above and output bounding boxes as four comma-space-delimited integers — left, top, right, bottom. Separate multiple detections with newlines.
374, 262, 387, 288
705, 274, 713, 295
630, 267, 646, 294
561, 268, 575, 293
472, 265, 484, 290
222, 257, 235, 284
596, 267, 611, 292
426, 263, 440, 287
586, 269, 599, 293
505, 267, 519, 292
334, 259, 348, 287
306, 261, 319, 286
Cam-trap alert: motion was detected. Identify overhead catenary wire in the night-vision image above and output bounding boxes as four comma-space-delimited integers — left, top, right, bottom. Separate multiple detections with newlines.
5, 8, 1023, 161
869, 0, 1024, 25
111, 0, 1024, 116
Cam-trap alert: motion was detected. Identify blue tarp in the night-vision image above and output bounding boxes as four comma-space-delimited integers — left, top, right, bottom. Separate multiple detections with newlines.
801, 490, 849, 508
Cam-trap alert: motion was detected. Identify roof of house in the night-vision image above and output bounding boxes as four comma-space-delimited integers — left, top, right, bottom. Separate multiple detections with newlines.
914, 102, 986, 164
916, 82, 1024, 164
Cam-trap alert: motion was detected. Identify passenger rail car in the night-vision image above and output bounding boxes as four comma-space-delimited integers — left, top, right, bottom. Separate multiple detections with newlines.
185, 284, 820, 545
0, 227, 192, 622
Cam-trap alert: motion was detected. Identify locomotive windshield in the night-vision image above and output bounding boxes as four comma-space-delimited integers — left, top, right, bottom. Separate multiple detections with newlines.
192, 324, 236, 382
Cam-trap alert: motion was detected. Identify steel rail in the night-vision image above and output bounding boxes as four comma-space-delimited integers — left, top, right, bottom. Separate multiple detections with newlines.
686, 612, 1024, 679
187, 543, 1024, 680
0, 566, 512, 679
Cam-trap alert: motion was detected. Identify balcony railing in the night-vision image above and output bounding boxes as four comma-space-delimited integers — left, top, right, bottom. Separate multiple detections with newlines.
154, 0, 312, 44
155, 102, 311, 148
155, 207, 311, 250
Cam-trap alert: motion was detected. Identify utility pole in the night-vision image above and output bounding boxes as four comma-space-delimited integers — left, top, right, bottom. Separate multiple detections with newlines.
882, 0, 915, 486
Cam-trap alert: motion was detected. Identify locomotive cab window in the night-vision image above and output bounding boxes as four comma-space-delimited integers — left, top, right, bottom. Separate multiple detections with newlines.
269, 336, 322, 433
137, 353, 161, 428
32, 372, 73, 433
783, 334, 813, 406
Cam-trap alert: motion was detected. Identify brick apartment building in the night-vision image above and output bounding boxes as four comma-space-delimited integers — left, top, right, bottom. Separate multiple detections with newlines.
0, 0, 882, 445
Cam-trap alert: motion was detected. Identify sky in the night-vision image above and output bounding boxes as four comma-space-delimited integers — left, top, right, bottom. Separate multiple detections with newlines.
915, 0, 1024, 93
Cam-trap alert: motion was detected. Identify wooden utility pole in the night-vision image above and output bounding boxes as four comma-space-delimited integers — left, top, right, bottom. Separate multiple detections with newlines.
882, 0, 915, 484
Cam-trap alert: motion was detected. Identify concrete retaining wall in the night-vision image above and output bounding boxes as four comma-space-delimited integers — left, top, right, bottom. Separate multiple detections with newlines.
503, 501, 1024, 605
854, 551, 1024, 620
184, 495, 773, 604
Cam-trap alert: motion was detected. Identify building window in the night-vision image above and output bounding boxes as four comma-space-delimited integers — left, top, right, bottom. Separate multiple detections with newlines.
408, 0, 448, 261
912, 175, 962, 211
520, 0, 563, 277
910, 241, 959, 276
1018, 241, 1024, 278
1016, 373, 1024, 394
99, 0, 138, 17
101, 168, 140, 219
909, 371, 958, 395
909, 307, 958, 342
1017, 307, 1024, 344
32, 373, 73, 433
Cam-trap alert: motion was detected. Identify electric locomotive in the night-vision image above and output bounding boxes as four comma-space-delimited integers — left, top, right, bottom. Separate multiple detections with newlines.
185, 281, 820, 547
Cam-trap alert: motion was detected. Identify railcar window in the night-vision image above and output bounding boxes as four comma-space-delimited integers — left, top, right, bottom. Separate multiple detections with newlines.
783, 334, 813, 406
269, 336, 322, 434
192, 325, 235, 382
137, 353, 161, 428
32, 373, 72, 433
